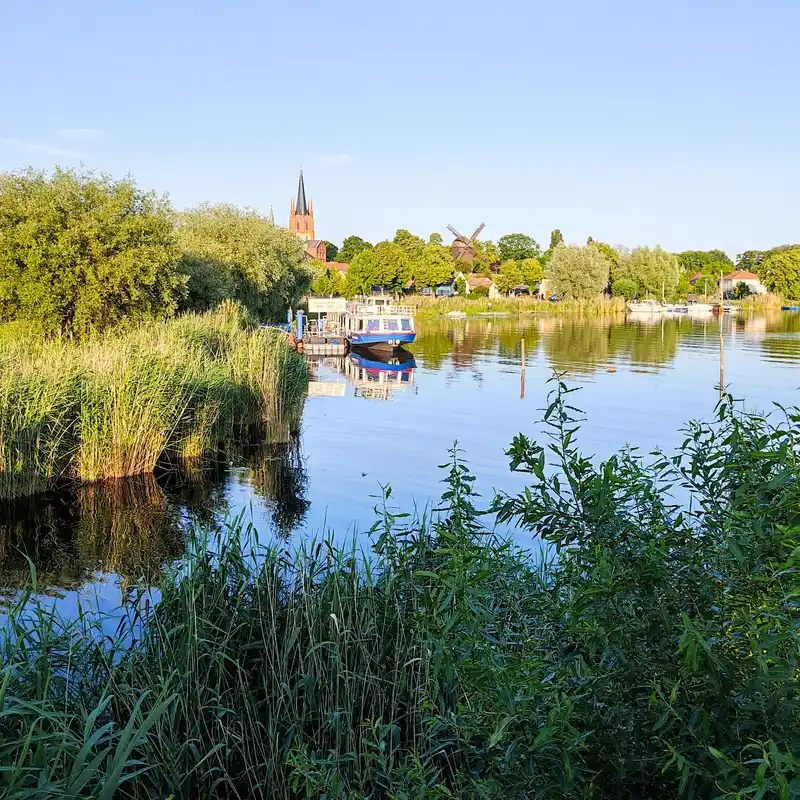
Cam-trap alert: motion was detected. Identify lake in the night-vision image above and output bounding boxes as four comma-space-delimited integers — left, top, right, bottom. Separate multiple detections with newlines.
2, 311, 799, 613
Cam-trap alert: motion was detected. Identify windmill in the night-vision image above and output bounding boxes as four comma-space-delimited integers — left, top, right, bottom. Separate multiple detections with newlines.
447, 222, 485, 264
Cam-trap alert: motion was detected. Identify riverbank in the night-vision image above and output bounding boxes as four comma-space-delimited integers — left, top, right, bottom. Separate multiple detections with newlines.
3, 387, 797, 798
407, 295, 627, 317
0, 304, 307, 499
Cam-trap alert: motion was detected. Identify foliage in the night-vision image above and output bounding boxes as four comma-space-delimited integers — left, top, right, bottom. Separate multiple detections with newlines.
677, 249, 733, 280
393, 228, 426, 257
5, 384, 798, 798
429, 231, 444, 245
549, 228, 564, 250
454, 275, 467, 295
0, 305, 307, 498
545, 244, 610, 299
730, 280, 752, 299
616, 246, 680, 299
343, 241, 410, 295
411, 243, 454, 289
498, 233, 541, 262
736, 249, 765, 272
760, 248, 800, 298
321, 240, 339, 261
590, 241, 619, 276
407, 295, 626, 318
495, 260, 524, 294
311, 264, 346, 296
471, 285, 490, 297
611, 277, 637, 298
518, 257, 544, 287
0, 167, 184, 338
473, 239, 501, 271
338, 235, 373, 263
177, 204, 312, 320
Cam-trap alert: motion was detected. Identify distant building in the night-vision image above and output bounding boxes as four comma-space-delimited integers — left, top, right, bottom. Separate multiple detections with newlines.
326, 261, 349, 275
304, 240, 327, 261
289, 170, 314, 241
459, 273, 501, 299
721, 270, 766, 297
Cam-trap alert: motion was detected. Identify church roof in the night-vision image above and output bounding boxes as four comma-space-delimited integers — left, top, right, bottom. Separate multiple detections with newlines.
295, 170, 309, 215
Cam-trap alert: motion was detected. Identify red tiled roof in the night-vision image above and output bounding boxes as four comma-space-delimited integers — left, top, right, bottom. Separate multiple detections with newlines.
326, 261, 348, 273
689, 271, 703, 284
723, 270, 759, 281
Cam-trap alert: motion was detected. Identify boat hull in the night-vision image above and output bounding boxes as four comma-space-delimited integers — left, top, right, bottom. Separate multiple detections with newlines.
627, 302, 665, 313
347, 332, 416, 349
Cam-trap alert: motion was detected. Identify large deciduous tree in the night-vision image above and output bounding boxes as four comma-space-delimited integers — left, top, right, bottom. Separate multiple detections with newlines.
760, 249, 800, 298
498, 233, 541, 262
495, 261, 524, 294
545, 244, 610, 299
677, 250, 733, 280
322, 240, 339, 262
177, 204, 311, 320
338, 235, 373, 263
411, 244, 453, 289
0, 168, 184, 338
343, 242, 410, 296
616, 246, 680, 300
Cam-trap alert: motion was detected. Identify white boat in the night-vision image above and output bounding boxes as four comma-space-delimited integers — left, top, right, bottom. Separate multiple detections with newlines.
340, 296, 417, 350
445, 310, 467, 319
687, 302, 714, 314
627, 300, 665, 314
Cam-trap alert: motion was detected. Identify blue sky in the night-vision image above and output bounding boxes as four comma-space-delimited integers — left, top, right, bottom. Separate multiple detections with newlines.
2, 0, 798, 256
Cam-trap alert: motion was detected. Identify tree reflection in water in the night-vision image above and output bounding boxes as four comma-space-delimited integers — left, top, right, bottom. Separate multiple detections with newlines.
0, 436, 309, 600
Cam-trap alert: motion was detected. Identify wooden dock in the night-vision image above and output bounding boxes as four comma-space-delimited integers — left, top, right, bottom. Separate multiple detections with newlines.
301, 336, 347, 356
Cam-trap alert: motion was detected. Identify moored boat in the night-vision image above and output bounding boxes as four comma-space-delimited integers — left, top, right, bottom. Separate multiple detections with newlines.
627, 300, 665, 314
341, 296, 416, 350
782, 305, 800, 311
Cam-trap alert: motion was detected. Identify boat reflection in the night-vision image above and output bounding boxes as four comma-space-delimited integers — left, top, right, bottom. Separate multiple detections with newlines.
306, 348, 417, 401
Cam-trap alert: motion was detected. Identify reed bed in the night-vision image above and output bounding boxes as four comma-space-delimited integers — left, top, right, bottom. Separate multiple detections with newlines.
407, 294, 627, 317
2, 384, 798, 798
0, 305, 307, 499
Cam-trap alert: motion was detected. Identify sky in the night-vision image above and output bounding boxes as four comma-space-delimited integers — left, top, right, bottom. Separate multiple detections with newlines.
2, 0, 799, 257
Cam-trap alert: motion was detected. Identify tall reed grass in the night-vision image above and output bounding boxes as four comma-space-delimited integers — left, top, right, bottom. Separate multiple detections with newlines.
2, 383, 798, 798
0, 304, 307, 499
407, 294, 627, 317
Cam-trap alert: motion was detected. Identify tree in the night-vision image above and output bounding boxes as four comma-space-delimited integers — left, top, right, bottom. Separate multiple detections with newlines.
428, 232, 443, 245
343, 241, 410, 296
495, 260, 524, 294
177, 204, 311, 320
322, 240, 339, 262
0, 167, 184, 338
730, 281, 752, 300
454, 275, 467, 295
590, 242, 620, 277
612, 278, 638, 299
411, 244, 453, 289
518, 258, 543, 288
311, 265, 345, 296
473, 240, 501, 271
677, 250, 733, 282
735, 250, 765, 272
393, 228, 426, 257
760, 249, 800, 298
545, 244, 610, 299
616, 246, 680, 300
541, 229, 565, 266
498, 233, 541, 262
338, 235, 373, 263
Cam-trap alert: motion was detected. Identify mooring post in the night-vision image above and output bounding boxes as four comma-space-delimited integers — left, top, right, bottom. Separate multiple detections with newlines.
520, 338, 526, 399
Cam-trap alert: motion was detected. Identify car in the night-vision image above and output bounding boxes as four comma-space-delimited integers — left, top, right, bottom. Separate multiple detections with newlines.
548, 294, 562, 303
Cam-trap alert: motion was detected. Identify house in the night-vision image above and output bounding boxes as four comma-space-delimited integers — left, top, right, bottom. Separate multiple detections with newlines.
537, 279, 553, 299
304, 239, 327, 262
326, 261, 348, 275
465, 274, 501, 298
721, 270, 766, 297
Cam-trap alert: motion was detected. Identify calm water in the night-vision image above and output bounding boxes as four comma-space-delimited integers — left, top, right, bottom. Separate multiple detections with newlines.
2, 311, 799, 612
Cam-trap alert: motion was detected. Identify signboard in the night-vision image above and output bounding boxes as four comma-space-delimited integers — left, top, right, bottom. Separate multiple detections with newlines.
308, 298, 347, 314
307, 381, 346, 397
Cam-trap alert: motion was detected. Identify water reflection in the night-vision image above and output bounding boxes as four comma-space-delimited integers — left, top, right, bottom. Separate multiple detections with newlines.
308, 349, 417, 402
0, 439, 308, 601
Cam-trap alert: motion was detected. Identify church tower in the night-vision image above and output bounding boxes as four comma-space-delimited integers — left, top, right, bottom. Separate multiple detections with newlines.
289, 170, 314, 241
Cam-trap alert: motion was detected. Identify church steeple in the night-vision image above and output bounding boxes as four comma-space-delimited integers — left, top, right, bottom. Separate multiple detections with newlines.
289, 169, 314, 241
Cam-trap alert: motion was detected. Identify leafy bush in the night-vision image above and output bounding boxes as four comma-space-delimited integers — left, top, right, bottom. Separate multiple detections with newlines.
612, 277, 638, 298
0, 168, 184, 338
471, 284, 490, 297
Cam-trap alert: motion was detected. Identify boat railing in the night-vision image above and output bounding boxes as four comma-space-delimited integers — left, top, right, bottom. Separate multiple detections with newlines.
351, 303, 415, 316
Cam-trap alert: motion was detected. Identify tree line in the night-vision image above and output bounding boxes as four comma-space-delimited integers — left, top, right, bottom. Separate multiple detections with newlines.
0, 168, 314, 337
315, 227, 800, 301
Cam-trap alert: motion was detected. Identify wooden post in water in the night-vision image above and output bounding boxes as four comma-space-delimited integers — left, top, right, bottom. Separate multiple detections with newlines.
719, 318, 725, 400
520, 338, 526, 399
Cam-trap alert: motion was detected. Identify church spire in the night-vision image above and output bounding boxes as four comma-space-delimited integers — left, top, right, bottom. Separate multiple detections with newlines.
295, 170, 309, 215
268, 205, 275, 224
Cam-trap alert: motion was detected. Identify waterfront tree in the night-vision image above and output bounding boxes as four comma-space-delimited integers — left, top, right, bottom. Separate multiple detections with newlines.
616, 246, 680, 300
541, 228, 565, 265
393, 228, 426, 258
519, 257, 544, 288
428, 232, 443, 245
0, 167, 184, 338
411, 243, 453, 289
495, 260, 524, 294
545, 243, 610, 299
177, 204, 312, 319
498, 233, 541, 262
311, 263, 346, 296
612, 277, 638, 299
677, 250, 733, 281
343, 241, 410, 295
338, 235, 373, 263
473, 239, 501, 272
760, 248, 800, 298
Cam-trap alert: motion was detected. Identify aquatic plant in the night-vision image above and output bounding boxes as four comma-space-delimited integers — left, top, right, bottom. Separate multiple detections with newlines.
1, 383, 799, 798
0, 305, 308, 498
407, 294, 627, 318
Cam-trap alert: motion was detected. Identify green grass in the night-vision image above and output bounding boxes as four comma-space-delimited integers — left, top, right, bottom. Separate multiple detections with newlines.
407, 294, 627, 317
2, 382, 798, 798
0, 304, 307, 498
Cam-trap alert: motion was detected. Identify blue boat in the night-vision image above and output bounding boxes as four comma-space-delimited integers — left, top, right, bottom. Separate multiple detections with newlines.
346, 349, 416, 400
782, 305, 800, 311
341, 297, 416, 350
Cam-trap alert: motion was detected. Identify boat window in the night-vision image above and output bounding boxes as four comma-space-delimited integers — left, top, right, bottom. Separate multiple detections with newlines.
401, 373, 410, 383
401, 319, 411, 331
385, 319, 399, 331
367, 319, 380, 331
358, 319, 365, 331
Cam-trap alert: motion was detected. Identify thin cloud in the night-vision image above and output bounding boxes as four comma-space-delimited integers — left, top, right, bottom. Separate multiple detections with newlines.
58, 127, 104, 138
316, 153, 351, 165
0, 137, 88, 159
